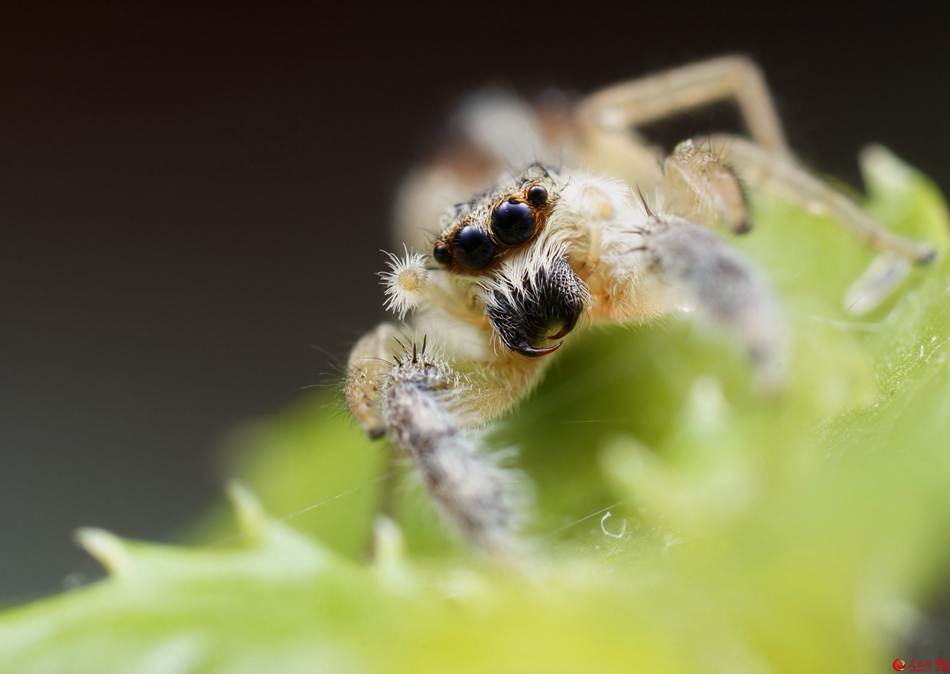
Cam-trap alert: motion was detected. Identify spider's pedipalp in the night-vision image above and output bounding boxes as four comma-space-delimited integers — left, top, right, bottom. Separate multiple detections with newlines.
379, 248, 429, 320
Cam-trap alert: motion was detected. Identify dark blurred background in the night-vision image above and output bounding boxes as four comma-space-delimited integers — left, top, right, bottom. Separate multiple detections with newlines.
0, 2, 946, 602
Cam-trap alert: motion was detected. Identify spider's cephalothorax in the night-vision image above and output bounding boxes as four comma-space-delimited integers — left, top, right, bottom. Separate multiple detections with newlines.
344, 56, 936, 558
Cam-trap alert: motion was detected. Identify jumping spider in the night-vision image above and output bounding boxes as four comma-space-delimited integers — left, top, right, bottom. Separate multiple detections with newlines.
344, 56, 935, 556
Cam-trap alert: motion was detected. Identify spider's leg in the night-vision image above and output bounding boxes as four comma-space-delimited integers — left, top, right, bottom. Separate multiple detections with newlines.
347, 321, 540, 555
345, 322, 401, 439
660, 140, 750, 234
635, 214, 786, 388
379, 342, 527, 556
575, 56, 788, 184
704, 133, 937, 266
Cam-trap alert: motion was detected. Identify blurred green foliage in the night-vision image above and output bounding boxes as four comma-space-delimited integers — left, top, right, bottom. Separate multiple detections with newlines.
1, 148, 948, 673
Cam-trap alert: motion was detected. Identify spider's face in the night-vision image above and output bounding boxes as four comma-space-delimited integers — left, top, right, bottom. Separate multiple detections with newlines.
431, 164, 590, 357
431, 164, 556, 273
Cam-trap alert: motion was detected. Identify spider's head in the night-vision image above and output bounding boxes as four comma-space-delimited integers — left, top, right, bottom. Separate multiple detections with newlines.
431, 164, 590, 357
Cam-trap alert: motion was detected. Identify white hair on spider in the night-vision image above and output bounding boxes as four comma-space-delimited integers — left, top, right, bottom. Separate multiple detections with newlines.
379, 247, 429, 320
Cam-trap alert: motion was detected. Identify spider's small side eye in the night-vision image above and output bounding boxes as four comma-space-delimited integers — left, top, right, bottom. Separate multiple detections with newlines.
451, 226, 495, 270
526, 184, 548, 205
491, 199, 536, 246
433, 242, 452, 265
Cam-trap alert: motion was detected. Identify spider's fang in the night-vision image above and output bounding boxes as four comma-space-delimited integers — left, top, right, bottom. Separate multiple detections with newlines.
512, 341, 562, 358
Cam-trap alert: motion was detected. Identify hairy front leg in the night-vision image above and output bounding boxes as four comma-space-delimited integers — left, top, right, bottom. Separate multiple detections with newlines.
380, 344, 528, 555
346, 324, 547, 555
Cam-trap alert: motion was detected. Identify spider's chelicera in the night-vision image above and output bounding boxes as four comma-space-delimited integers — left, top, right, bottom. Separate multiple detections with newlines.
344, 56, 936, 558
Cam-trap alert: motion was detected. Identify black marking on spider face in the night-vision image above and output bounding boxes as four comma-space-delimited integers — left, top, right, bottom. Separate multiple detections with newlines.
487, 256, 588, 358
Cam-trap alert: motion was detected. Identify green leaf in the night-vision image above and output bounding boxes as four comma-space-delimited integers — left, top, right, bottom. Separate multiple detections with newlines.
2, 148, 948, 674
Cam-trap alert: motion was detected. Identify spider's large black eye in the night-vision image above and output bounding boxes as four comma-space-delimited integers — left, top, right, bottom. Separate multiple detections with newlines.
451, 226, 495, 270
433, 242, 451, 265
491, 199, 536, 245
